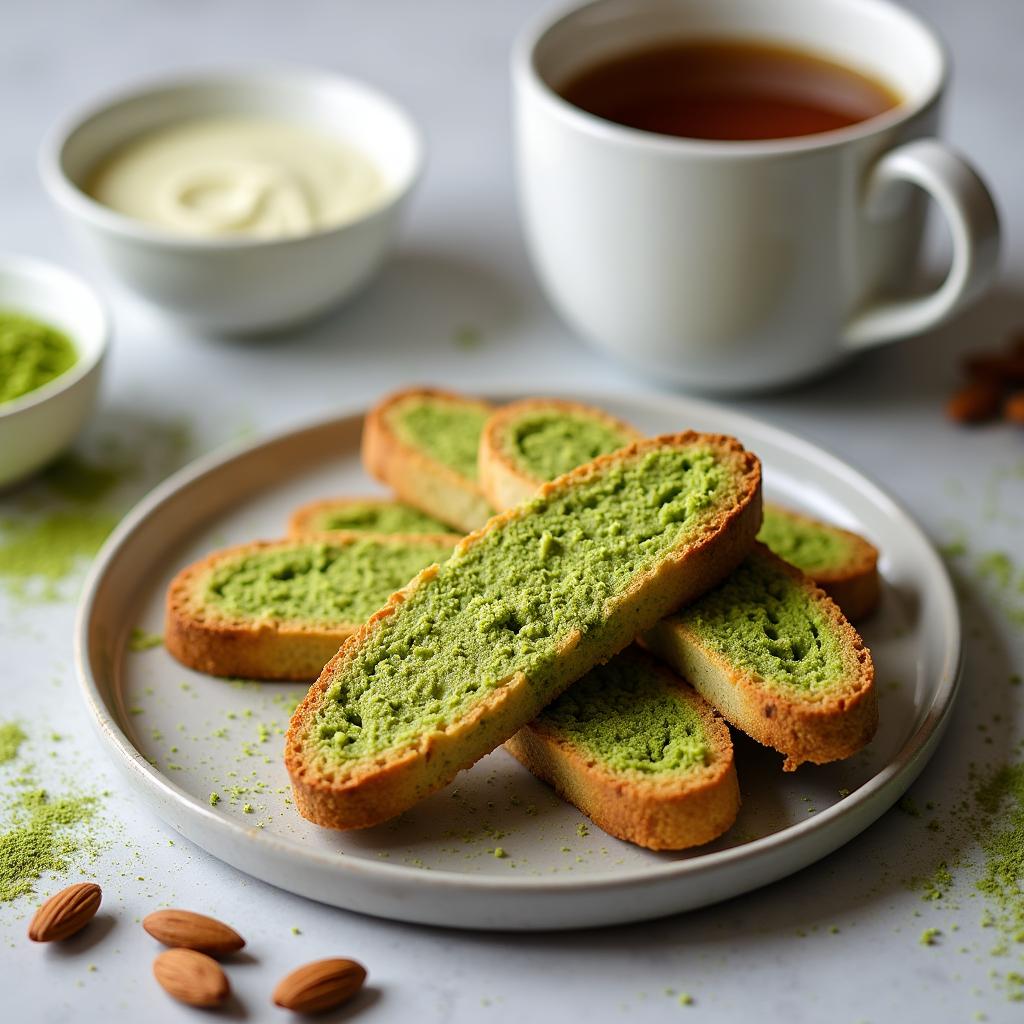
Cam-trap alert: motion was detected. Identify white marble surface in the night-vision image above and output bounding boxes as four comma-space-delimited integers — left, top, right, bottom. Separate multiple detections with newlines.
1, 1, 1023, 1021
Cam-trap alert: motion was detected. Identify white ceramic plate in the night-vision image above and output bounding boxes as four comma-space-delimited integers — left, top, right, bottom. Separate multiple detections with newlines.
75, 391, 961, 931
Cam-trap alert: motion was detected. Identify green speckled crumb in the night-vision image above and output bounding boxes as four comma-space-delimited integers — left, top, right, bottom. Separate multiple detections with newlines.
391, 397, 490, 480
536, 653, 709, 775
675, 551, 846, 691
311, 446, 736, 763
306, 501, 450, 535
920, 927, 941, 946
507, 410, 634, 482
205, 537, 454, 626
757, 505, 858, 575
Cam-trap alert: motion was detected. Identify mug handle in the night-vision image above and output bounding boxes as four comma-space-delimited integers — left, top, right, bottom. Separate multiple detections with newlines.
843, 138, 1000, 349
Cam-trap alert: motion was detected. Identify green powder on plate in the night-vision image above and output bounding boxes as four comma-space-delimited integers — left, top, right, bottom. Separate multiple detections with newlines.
128, 628, 163, 652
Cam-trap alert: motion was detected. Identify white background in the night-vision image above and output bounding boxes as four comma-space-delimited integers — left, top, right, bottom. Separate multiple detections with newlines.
2, 1, 1023, 1021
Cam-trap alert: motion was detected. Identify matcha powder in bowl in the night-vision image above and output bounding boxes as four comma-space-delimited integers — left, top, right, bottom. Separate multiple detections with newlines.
0, 311, 77, 406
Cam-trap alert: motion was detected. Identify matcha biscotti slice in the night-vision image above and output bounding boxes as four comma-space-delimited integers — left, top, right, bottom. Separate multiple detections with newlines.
478, 397, 643, 510
505, 648, 739, 851
286, 432, 762, 830
166, 533, 458, 681
758, 504, 880, 621
361, 387, 494, 533
289, 497, 451, 537
644, 544, 876, 771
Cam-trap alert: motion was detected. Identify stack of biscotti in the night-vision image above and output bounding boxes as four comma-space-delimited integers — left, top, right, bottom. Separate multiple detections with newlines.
165, 386, 879, 852
475, 394, 878, 771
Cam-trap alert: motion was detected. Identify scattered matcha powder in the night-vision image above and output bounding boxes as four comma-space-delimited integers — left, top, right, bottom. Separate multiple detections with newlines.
0, 722, 27, 764
0, 420, 194, 601
897, 796, 921, 818
920, 928, 942, 947
0, 786, 99, 902
128, 628, 163, 652
977, 552, 1015, 589
973, 763, 1024, 948
0, 512, 118, 598
41, 453, 122, 505
452, 325, 483, 350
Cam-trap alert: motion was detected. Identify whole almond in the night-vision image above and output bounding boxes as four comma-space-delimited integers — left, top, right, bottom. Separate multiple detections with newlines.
143, 908, 245, 956
28, 882, 102, 942
946, 379, 1003, 423
1005, 391, 1024, 424
153, 948, 230, 1008
964, 353, 1024, 385
272, 958, 367, 1014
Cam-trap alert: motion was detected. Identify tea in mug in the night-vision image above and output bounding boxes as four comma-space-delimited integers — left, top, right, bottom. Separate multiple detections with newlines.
559, 40, 901, 141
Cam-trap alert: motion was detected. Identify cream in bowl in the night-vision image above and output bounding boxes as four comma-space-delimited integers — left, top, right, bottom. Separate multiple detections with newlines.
86, 116, 389, 241
0, 254, 108, 489
41, 70, 423, 335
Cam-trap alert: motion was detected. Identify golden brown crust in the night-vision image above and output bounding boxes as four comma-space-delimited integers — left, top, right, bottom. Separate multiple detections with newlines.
478, 397, 644, 511
643, 544, 877, 771
285, 432, 763, 830
504, 654, 740, 850
164, 533, 458, 682
360, 387, 494, 534
763, 504, 880, 622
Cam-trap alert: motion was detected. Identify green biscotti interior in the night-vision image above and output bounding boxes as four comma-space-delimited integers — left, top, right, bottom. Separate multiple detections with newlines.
390, 397, 490, 481
0, 311, 78, 405
203, 537, 454, 626
506, 409, 635, 482
311, 445, 740, 763
306, 501, 451, 535
674, 550, 846, 693
536, 651, 710, 775
758, 506, 858, 576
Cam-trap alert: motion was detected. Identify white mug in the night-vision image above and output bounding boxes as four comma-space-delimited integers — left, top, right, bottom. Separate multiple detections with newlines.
513, 0, 1001, 393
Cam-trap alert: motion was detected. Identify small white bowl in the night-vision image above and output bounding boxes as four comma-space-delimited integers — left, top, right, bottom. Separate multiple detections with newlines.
40, 69, 423, 335
0, 254, 109, 488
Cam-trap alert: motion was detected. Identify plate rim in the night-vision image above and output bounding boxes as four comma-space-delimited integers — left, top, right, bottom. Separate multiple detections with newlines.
73, 389, 963, 904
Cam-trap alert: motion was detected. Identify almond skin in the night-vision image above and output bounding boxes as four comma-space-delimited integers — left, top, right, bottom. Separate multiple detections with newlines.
946, 379, 1003, 423
143, 908, 245, 956
1006, 391, 1024, 425
28, 882, 102, 942
272, 958, 367, 1014
153, 948, 230, 1008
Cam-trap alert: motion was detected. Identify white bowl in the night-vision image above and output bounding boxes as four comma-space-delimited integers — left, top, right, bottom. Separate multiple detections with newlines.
40, 69, 423, 335
0, 254, 109, 488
